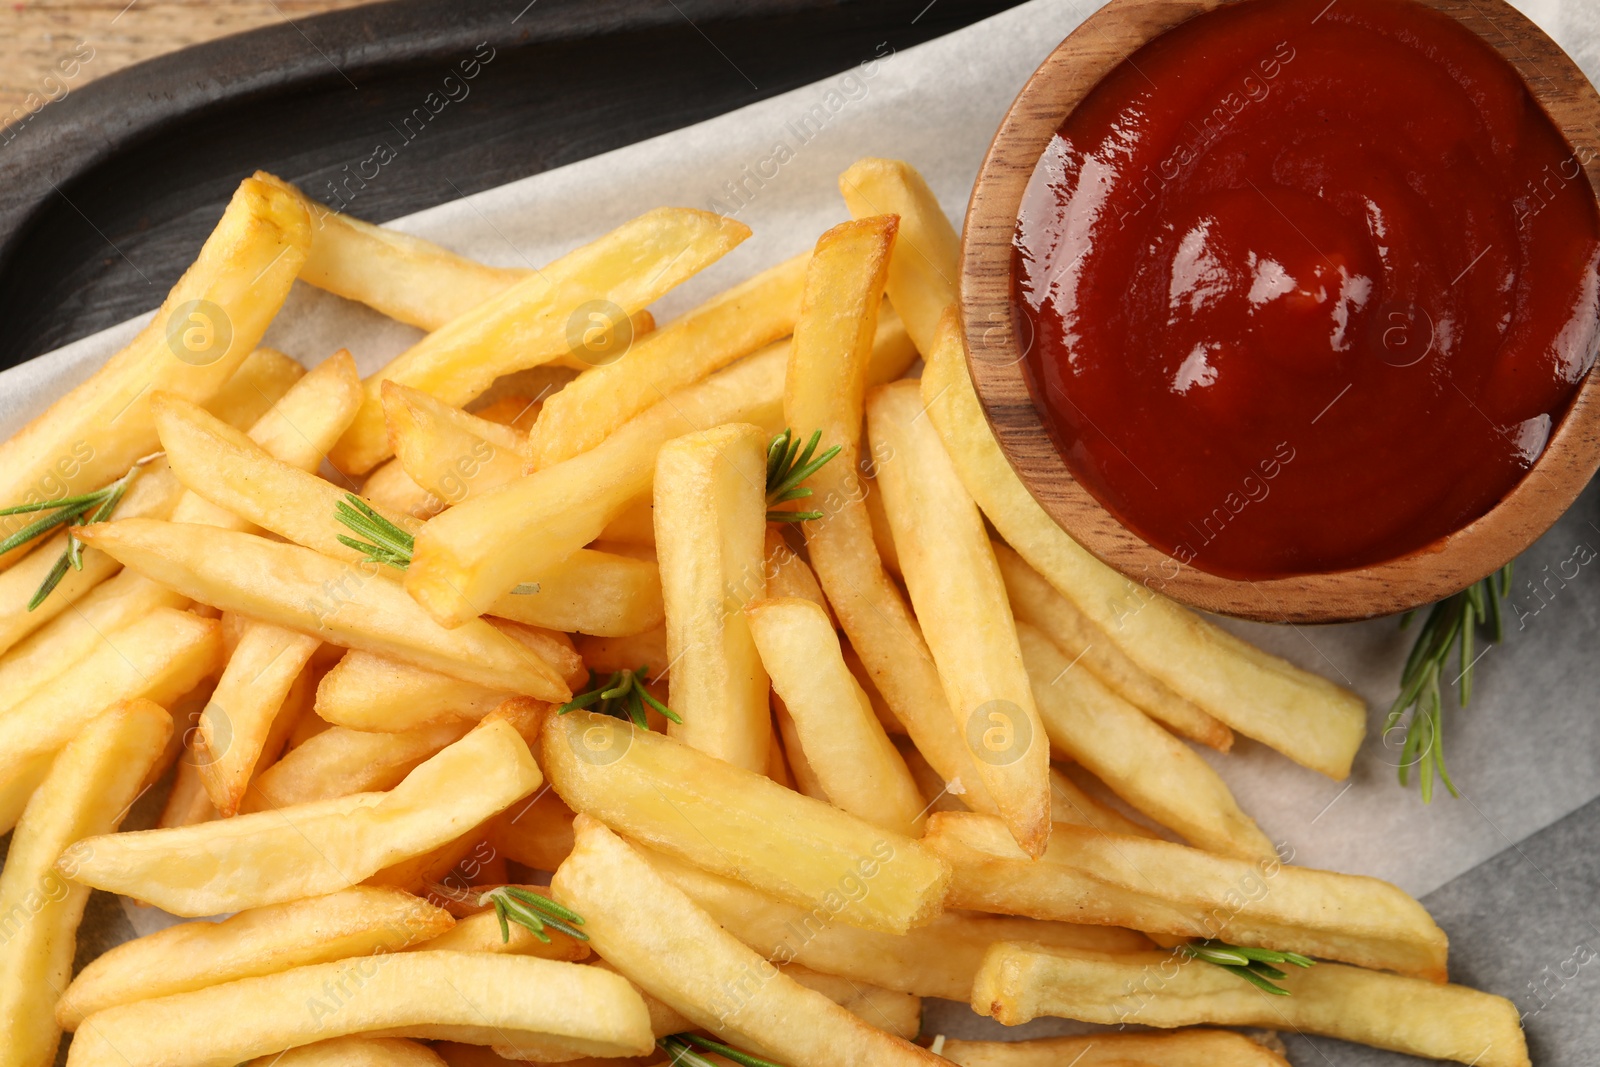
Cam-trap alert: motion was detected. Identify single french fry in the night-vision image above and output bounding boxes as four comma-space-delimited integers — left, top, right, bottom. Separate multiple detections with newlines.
0, 176, 309, 572
0, 698, 171, 1067
204, 346, 306, 430
783, 220, 996, 825
774, 698, 829, 801
1047, 766, 1157, 840
474, 394, 545, 432
575, 625, 669, 678
920, 313, 1367, 779
747, 597, 924, 835
75, 520, 570, 699
365, 829, 488, 896
158, 739, 219, 829
895, 738, 965, 815
995, 544, 1232, 751
767, 731, 796, 788
486, 548, 664, 637
762, 528, 833, 623
65, 951, 655, 1067
1016, 621, 1272, 859
552, 815, 947, 1066
246, 1036, 448, 1067
490, 786, 577, 872
384, 380, 527, 507
640, 844, 1146, 1001
241, 721, 470, 812
783, 964, 921, 1041
315, 651, 505, 732
926, 811, 1447, 980
57, 886, 453, 1030
596, 493, 656, 545
861, 476, 901, 577
528, 253, 808, 468
655, 423, 771, 771
59, 718, 543, 916
940, 1029, 1290, 1067
971, 945, 1526, 1067
542, 709, 948, 934
331, 208, 750, 474
408, 906, 589, 962
363, 458, 444, 520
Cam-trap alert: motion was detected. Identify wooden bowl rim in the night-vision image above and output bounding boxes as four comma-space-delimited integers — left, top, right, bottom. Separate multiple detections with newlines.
959, 0, 1600, 623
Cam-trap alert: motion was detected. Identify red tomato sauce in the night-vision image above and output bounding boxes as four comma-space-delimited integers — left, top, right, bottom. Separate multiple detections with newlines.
1014, 0, 1600, 578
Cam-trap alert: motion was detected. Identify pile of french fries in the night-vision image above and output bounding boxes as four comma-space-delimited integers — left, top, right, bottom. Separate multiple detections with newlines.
0, 160, 1529, 1067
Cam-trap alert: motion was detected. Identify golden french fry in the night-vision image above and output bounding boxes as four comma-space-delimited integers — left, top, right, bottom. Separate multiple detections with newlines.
596, 493, 656, 545
575, 625, 669, 678
542, 709, 948, 934
204, 346, 306, 430
940, 1029, 1290, 1067
75, 520, 569, 699
920, 313, 1367, 778
59, 718, 542, 916
247, 1036, 448, 1067
861, 476, 901, 577
895, 738, 964, 815
552, 815, 946, 1066
0, 175, 310, 572
384, 380, 527, 506
747, 597, 924, 835
490, 786, 577, 872
655, 423, 771, 771
763, 528, 833, 623
971, 945, 1527, 1067
408, 906, 589, 962
774, 698, 829, 801
488, 548, 664, 637
0, 698, 171, 1067
868, 379, 1050, 856
641, 843, 1146, 1001
995, 543, 1231, 751
926, 811, 1447, 980
362, 458, 443, 521
1046, 766, 1156, 839
241, 721, 470, 812
57, 886, 453, 1030
527, 253, 808, 469
259, 172, 529, 332
331, 208, 750, 475
158, 738, 219, 829
782, 964, 921, 1041
1016, 621, 1272, 860
64, 951, 655, 1066
838, 157, 959, 355
315, 651, 505, 732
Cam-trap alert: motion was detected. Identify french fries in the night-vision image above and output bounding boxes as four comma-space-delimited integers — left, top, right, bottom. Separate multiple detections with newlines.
490, 786, 577, 872
542, 709, 949, 934
919, 313, 1369, 779
315, 651, 506, 732
1046, 766, 1157, 840
925, 812, 1448, 980
246, 1036, 448, 1067
484, 547, 664, 636
240, 721, 471, 811
204, 346, 306, 429
0, 698, 171, 1067
551, 815, 947, 1066
57, 886, 454, 1029
747, 596, 924, 834
940, 1029, 1291, 1067
408, 905, 590, 962
331, 208, 751, 474
763, 528, 833, 621
655, 423, 771, 771
384, 381, 528, 506
869, 379, 1050, 856
64, 951, 656, 1066
59, 718, 542, 915
971, 945, 1528, 1067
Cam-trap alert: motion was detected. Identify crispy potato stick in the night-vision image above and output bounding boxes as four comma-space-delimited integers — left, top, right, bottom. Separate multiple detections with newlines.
553, 816, 947, 1066
487, 548, 665, 637
995, 544, 1231, 751
655, 423, 771, 770
331, 208, 750, 475
528, 253, 808, 468
385, 381, 527, 506
576, 625, 669, 677
247, 1036, 448, 1067
0, 699, 170, 1067
65, 951, 655, 1066
783, 222, 995, 822
204, 347, 306, 429
774, 698, 829, 801
363, 458, 443, 520
783, 964, 921, 1041
1016, 622, 1272, 859
597, 493, 656, 545
260, 172, 529, 332
59, 718, 543, 916
316, 651, 506, 732
940, 1029, 1290, 1067
763, 528, 833, 622
920, 315, 1367, 779
75, 520, 569, 699
838, 157, 959, 355
642, 844, 1146, 1001
0, 176, 309, 571
747, 597, 924, 835
862, 476, 901, 577
926, 811, 1447, 980
199, 623, 322, 815
408, 907, 589, 962
491, 787, 577, 872
57, 887, 453, 1030
1046, 767, 1156, 840
971, 945, 1527, 1067
241, 721, 471, 811
158, 742, 219, 829
542, 710, 948, 934
869, 380, 1051, 856
896, 738, 965, 815
365, 830, 487, 895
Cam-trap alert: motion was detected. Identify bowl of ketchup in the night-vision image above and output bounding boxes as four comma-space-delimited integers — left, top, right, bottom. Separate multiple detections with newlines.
961, 0, 1600, 622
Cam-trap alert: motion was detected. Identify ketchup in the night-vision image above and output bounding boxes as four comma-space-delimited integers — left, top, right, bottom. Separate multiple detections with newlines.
1014, 0, 1600, 579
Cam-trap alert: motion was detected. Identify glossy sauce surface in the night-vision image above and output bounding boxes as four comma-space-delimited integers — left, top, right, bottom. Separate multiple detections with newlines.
1015, 0, 1600, 578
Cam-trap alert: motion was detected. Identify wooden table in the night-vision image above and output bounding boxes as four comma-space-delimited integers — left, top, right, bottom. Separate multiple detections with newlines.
0, 0, 374, 122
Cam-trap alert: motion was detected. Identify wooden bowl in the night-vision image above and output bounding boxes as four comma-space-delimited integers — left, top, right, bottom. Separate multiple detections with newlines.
960, 0, 1600, 623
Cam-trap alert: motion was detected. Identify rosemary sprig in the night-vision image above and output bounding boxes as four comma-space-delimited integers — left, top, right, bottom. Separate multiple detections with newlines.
659, 1033, 786, 1067
1384, 564, 1512, 802
334, 494, 413, 569
765, 428, 841, 523
0, 464, 144, 611
477, 885, 588, 944
557, 665, 681, 727
1181, 939, 1314, 996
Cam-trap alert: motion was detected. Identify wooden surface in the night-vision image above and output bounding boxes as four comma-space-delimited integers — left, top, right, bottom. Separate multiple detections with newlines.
960, 0, 1600, 623
0, 0, 375, 121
